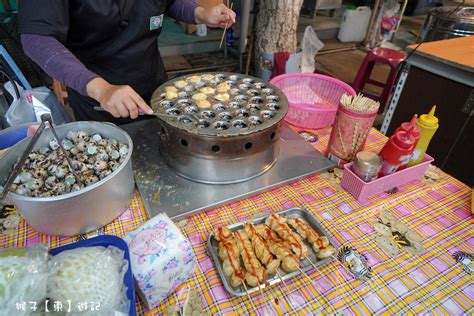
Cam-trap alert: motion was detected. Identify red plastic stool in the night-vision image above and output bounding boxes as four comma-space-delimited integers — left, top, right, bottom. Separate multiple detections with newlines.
352, 47, 407, 114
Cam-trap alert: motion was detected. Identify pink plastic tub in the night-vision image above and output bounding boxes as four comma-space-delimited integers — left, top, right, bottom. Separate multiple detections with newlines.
341, 154, 434, 202
270, 74, 356, 129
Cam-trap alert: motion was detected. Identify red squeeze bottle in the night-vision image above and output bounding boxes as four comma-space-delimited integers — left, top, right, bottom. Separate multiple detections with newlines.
396, 115, 421, 169
379, 126, 417, 176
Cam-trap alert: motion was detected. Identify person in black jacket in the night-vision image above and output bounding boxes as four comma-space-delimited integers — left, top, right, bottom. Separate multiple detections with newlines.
19, 0, 235, 123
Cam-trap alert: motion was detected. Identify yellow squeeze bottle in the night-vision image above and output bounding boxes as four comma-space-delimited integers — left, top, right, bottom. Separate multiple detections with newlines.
407, 105, 439, 167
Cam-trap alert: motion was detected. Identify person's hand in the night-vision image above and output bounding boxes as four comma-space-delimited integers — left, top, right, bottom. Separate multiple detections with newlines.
86, 78, 153, 119
194, 4, 236, 28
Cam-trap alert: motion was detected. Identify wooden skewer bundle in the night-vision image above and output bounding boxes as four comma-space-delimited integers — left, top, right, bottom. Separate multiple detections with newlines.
340, 93, 380, 114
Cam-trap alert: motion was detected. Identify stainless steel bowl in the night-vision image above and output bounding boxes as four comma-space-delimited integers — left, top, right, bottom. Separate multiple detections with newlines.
0, 121, 134, 236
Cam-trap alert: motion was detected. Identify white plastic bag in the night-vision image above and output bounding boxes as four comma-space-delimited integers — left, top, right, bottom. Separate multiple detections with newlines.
4, 81, 72, 127
0, 244, 49, 315
47, 246, 130, 315
4, 81, 35, 127
301, 26, 324, 73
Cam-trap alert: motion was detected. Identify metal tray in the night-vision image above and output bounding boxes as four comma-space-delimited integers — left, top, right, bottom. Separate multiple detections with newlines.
207, 207, 337, 296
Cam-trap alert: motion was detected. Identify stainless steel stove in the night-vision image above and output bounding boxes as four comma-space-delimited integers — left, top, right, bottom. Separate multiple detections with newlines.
122, 120, 335, 220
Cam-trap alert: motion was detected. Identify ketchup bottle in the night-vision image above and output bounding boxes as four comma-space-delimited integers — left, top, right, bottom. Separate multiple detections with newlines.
395, 115, 421, 169
379, 126, 417, 176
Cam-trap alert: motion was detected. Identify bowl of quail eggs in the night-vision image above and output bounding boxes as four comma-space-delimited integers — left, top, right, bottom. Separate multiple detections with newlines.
0, 121, 134, 236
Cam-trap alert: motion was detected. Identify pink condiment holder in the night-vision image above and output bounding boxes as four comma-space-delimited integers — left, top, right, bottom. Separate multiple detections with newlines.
341, 154, 434, 202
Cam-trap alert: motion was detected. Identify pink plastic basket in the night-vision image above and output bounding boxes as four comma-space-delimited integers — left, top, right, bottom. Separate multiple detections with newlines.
270, 74, 356, 129
341, 154, 434, 203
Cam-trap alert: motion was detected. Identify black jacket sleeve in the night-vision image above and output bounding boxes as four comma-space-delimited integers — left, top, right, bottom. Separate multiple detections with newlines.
18, 0, 70, 43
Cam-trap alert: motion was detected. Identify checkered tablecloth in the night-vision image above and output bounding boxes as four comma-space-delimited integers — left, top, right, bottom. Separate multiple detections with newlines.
1, 126, 472, 315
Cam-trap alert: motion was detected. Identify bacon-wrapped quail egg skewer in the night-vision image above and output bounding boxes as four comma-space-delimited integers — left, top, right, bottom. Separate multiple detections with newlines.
265, 214, 309, 259
286, 217, 336, 259
254, 225, 301, 273
243, 223, 281, 275
234, 230, 266, 287
214, 227, 246, 288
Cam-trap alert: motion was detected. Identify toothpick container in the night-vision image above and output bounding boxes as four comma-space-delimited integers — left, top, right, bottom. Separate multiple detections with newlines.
327, 104, 377, 167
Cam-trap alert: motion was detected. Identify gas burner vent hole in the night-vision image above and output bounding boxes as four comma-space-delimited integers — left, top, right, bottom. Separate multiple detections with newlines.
160, 126, 167, 135
180, 139, 189, 147
211, 145, 221, 152
270, 132, 276, 140
244, 142, 253, 150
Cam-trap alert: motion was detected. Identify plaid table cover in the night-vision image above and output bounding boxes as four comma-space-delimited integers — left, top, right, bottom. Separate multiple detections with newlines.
1, 126, 472, 315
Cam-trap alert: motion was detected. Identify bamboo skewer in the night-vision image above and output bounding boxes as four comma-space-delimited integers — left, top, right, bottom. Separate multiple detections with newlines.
304, 254, 320, 271
275, 270, 299, 309
257, 285, 266, 299
276, 271, 292, 295
219, 2, 234, 48
337, 125, 348, 157
351, 122, 359, 158
297, 266, 314, 283
242, 281, 258, 315
328, 254, 358, 302
257, 281, 283, 313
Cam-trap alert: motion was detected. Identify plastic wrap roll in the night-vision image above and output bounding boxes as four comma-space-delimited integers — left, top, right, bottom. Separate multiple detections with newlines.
124, 213, 196, 310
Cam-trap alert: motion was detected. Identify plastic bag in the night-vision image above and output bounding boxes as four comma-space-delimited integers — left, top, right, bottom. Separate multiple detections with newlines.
366, 0, 400, 48
301, 25, 324, 73
3, 81, 35, 127
4, 81, 72, 127
47, 246, 130, 315
0, 244, 49, 315
124, 213, 196, 310
29, 86, 72, 125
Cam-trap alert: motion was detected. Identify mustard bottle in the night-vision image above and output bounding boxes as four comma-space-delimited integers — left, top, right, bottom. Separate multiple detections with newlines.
407, 106, 439, 167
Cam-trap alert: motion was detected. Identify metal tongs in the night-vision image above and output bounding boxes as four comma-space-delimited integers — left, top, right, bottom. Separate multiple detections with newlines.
93, 106, 199, 123
1, 114, 83, 201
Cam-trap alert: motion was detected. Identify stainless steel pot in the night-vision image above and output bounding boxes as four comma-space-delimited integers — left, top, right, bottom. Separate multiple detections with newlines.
420, 6, 474, 42
0, 121, 134, 236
